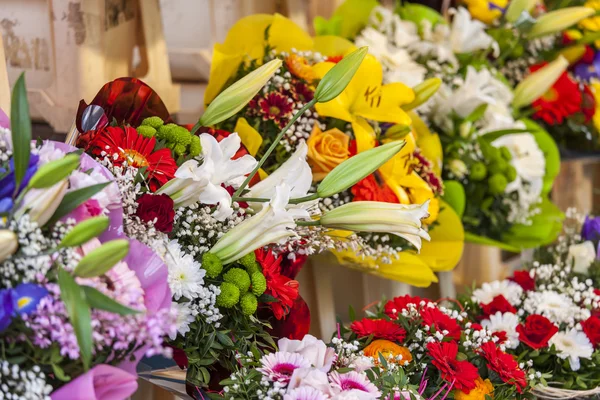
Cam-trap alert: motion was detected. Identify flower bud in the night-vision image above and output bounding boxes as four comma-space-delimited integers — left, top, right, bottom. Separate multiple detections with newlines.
0, 230, 18, 263
28, 153, 80, 189
402, 78, 441, 111
199, 59, 282, 128
529, 7, 595, 38
317, 140, 405, 198
314, 47, 368, 103
59, 216, 110, 248
73, 239, 130, 278
505, 0, 536, 23
513, 56, 569, 109
17, 179, 69, 227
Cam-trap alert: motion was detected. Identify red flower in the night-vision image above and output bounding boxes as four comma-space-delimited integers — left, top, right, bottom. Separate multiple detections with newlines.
88, 126, 177, 191
516, 315, 558, 350
257, 92, 294, 128
280, 254, 308, 279
582, 84, 596, 122
478, 341, 527, 393
384, 295, 427, 319
255, 249, 300, 320
292, 82, 314, 103
582, 316, 600, 348
350, 318, 407, 342
352, 173, 399, 203
509, 270, 535, 292
268, 296, 311, 340
421, 307, 462, 341
530, 64, 581, 125
481, 295, 517, 318
327, 55, 344, 63
427, 341, 479, 392
135, 194, 175, 233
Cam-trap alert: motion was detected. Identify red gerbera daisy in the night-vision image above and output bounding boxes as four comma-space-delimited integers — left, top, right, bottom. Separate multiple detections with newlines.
351, 173, 399, 203
255, 249, 300, 320
421, 307, 462, 341
427, 341, 479, 392
88, 126, 177, 192
257, 92, 294, 128
384, 295, 427, 319
478, 341, 527, 393
350, 318, 407, 342
530, 64, 582, 125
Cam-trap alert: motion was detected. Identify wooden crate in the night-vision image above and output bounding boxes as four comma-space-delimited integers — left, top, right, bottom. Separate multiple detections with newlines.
1, 0, 179, 133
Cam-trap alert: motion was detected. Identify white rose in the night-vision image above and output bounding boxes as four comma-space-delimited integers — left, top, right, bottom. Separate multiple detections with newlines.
278, 335, 336, 372
568, 241, 596, 274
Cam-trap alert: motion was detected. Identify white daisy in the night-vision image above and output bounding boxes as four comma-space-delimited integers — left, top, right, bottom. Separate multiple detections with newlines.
482, 312, 520, 349
164, 240, 206, 300
472, 280, 523, 306
170, 301, 197, 340
549, 329, 594, 371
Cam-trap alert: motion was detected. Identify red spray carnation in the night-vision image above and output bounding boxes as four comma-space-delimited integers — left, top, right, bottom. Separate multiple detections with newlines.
384, 295, 427, 319
530, 64, 581, 125
481, 295, 517, 318
136, 194, 175, 233
256, 249, 300, 320
516, 315, 558, 350
421, 307, 462, 340
427, 341, 479, 393
352, 173, 399, 203
478, 341, 527, 393
582, 316, 600, 348
350, 318, 407, 342
509, 270, 535, 291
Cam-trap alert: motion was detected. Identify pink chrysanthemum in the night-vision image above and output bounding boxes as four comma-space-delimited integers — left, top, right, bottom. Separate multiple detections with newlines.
284, 387, 328, 400
258, 352, 311, 383
329, 371, 381, 398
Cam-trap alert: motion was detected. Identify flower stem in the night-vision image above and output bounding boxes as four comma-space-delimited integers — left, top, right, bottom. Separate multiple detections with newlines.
233, 98, 318, 198
232, 196, 269, 203
288, 193, 319, 204
295, 220, 321, 226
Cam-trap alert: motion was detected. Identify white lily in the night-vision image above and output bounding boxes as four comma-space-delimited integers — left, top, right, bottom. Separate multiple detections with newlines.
17, 179, 69, 227
210, 184, 297, 264
158, 133, 257, 220
0, 230, 18, 263
449, 8, 499, 56
320, 201, 431, 251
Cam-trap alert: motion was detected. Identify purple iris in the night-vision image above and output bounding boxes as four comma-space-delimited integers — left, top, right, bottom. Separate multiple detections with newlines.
14, 283, 48, 314
582, 215, 600, 241
0, 153, 39, 212
574, 52, 600, 83
0, 289, 17, 332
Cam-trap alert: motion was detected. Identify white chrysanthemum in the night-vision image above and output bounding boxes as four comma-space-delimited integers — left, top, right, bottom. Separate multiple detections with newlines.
482, 312, 520, 349
164, 240, 206, 300
549, 329, 594, 371
170, 301, 197, 340
525, 291, 580, 325
449, 7, 498, 56
472, 280, 523, 306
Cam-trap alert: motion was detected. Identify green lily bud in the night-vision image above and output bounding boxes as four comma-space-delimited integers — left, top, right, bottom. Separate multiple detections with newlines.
402, 78, 441, 111
28, 153, 80, 189
314, 47, 368, 103
529, 7, 595, 38
0, 230, 18, 263
317, 140, 405, 198
59, 216, 110, 248
73, 239, 130, 278
505, 0, 536, 23
513, 56, 568, 109
198, 59, 282, 128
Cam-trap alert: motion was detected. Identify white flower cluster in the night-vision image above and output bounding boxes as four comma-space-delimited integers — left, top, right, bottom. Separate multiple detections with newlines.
0, 361, 52, 400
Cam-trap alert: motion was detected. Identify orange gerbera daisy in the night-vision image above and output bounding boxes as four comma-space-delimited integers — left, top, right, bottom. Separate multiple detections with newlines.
364, 339, 412, 366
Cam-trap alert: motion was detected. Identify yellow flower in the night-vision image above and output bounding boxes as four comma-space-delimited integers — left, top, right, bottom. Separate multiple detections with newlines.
454, 378, 494, 400
580, 0, 600, 32
307, 125, 351, 181
462, 0, 508, 24
363, 340, 413, 366
286, 54, 318, 82
591, 81, 600, 131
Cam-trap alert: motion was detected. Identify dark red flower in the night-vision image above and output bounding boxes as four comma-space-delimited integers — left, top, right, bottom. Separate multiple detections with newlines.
530, 64, 581, 125
257, 92, 294, 128
268, 296, 311, 340
478, 341, 527, 393
350, 318, 407, 342
255, 249, 300, 320
384, 295, 426, 319
481, 295, 517, 318
87, 126, 177, 191
280, 254, 308, 280
509, 270, 535, 292
582, 316, 600, 348
421, 307, 462, 341
427, 341, 479, 393
136, 193, 175, 233
516, 315, 558, 350
582, 84, 596, 122
292, 82, 314, 103
352, 173, 399, 203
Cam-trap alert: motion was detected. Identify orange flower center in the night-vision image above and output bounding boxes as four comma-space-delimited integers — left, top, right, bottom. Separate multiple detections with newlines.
122, 149, 149, 167
541, 88, 559, 102
269, 106, 281, 116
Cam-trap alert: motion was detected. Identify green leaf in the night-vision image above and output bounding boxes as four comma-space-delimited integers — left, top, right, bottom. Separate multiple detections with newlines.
464, 232, 522, 252
10, 73, 32, 192
330, 0, 379, 39
59, 216, 110, 248
314, 47, 368, 103
216, 331, 234, 347
442, 180, 466, 217
397, 3, 445, 28
47, 182, 110, 225
58, 269, 92, 370
503, 198, 564, 248
82, 285, 139, 315
314, 15, 343, 36
51, 363, 71, 382
73, 239, 130, 278
464, 103, 489, 123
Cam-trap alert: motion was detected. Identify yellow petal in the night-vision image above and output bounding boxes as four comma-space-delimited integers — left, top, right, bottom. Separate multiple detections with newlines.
312, 35, 357, 57
354, 82, 415, 125
204, 44, 245, 106
352, 118, 377, 153
258, 168, 269, 180
409, 111, 443, 176
234, 117, 263, 156
269, 13, 314, 53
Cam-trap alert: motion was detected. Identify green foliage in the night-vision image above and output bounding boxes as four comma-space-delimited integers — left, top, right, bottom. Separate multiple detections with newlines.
10, 73, 32, 192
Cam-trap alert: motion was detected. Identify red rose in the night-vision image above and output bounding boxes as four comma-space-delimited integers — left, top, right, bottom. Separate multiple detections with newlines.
582, 316, 600, 347
516, 315, 558, 350
481, 295, 517, 318
136, 194, 175, 233
509, 271, 535, 292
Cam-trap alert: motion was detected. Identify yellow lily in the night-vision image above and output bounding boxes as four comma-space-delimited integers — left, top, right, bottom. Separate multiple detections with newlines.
461, 0, 509, 24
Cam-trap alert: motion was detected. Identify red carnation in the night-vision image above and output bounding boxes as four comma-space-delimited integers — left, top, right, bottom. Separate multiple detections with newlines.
509, 270, 535, 292
136, 194, 175, 233
582, 316, 600, 348
350, 318, 407, 342
478, 341, 527, 393
384, 295, 427, 319
256, 249, 300, 320
427, 341, 479, 392
530, 64, 581, 125
352, 173, 399, 203
421, 307, 462, 341
516, 315, 558, 350
481, 295, 517, 318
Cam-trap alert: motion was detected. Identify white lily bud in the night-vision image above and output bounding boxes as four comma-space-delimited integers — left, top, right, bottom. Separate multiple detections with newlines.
0, 230, 18, 263
529, 7, 595, 38
17, 179, 69, 227
513, 56, 569, 109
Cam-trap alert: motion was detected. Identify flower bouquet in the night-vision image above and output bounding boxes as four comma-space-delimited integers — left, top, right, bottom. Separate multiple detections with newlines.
325, 1, 566, 251
460, 211, 600, 398
0, 76, 174, 399
205, 13, 465, 287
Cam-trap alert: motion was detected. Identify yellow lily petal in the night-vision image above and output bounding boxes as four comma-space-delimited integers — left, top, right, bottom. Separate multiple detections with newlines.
234, 117, 263, 156
409, 111, 443, 176
419, 200, 465, 272
204, 44, 245, 107
353, 82, 414, 125
258, 168, 269, 180
269, 13, 314, 53
352, 118, 377, 153
313, 35, 357, 58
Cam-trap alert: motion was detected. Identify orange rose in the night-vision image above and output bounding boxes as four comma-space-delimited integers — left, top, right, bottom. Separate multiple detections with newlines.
454, 377, 494, 400
363, 339, 412, 366
307, 124, 350, 181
